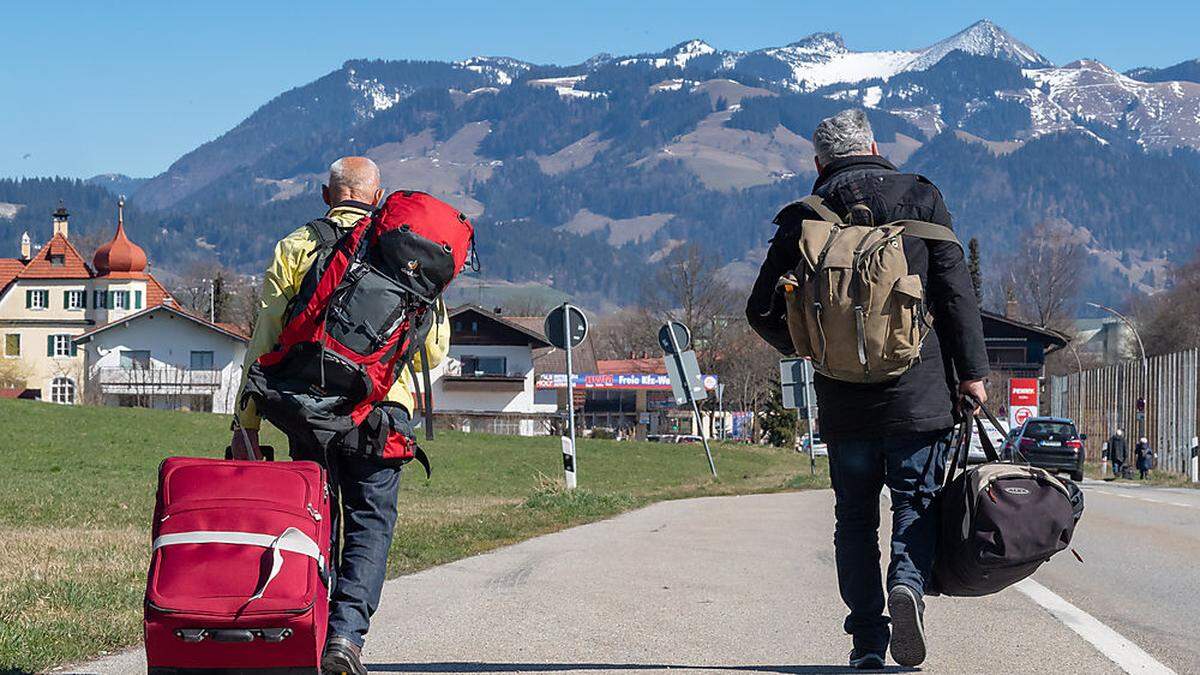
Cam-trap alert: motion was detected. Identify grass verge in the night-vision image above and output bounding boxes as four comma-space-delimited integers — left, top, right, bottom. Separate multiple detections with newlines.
0, 399, 826, 672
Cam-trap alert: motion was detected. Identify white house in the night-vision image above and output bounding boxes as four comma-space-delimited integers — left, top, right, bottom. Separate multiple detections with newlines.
73, 303, 249, 413
0, 200, 175, 404
427, 305, 557, 436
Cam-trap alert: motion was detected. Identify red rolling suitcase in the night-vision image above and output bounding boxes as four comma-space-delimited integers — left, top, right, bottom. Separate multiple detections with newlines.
144, 456, 331, 674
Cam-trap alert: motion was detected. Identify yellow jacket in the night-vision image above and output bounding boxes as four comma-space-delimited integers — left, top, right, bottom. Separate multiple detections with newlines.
235, 202, 450, 430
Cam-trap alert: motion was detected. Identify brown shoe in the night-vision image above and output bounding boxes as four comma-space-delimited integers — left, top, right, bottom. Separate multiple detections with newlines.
321, 635, 367, 675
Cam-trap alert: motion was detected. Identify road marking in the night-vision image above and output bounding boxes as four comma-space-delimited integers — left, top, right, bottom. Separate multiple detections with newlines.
1016, 579, 1177, 674
1087, 488, 1199, 510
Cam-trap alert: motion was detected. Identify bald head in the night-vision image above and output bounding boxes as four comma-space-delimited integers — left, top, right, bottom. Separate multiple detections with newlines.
324, 156, 383, 207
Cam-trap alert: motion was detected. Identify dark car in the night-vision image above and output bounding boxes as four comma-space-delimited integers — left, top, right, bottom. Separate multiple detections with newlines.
1000, 416, 1086, 482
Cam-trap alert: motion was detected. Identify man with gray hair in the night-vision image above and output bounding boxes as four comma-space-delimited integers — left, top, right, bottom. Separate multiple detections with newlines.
233, 156, 450, 673
746, 110, 988, 669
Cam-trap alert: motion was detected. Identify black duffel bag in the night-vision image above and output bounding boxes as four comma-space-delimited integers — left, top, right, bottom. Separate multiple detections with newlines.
931, 399, 1084, 597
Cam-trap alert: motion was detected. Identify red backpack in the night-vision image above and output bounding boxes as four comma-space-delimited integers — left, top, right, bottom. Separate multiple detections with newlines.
243, 191, 475, 473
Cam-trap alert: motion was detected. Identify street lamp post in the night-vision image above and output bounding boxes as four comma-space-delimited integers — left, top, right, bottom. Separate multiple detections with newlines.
1087, 301, 1149, 445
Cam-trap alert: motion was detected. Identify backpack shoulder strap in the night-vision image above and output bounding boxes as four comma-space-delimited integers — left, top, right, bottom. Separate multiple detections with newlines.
893, 220, 963, 250
306, 218, 341, 251
799, 195, 844, 224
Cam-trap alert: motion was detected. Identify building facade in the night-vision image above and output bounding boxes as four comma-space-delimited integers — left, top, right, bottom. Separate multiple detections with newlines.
0, 202, 173, 403
430, 305, 558, 436
73, 304, 248, 413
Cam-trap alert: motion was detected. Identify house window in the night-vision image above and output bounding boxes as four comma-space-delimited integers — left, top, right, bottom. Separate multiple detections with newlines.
190, 350, 215, 370
48, 334, 75, 358
120, 350, 151, 370
64, 290, 87, 310
25, 289, 49, 310
4, 334, 19, 357
50, 377, 75, 405
110, 290, 131, 310
49, 254, 65, 266
93, 290, 108, 309
460, 355, 507, 376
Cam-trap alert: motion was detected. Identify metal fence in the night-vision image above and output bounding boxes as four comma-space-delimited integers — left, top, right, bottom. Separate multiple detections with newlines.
1049, 349, 1199, 473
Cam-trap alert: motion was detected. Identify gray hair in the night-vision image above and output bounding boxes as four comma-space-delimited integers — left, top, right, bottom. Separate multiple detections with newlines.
812, 109, 875, 165
328, 156, 381, 195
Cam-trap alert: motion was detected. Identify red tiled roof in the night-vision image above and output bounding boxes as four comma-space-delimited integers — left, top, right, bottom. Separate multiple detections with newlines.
74, 303, 249, 344
16, 234, 92, 279
0, 258, 27, 293
596, 357, 666, 375
146, 273, 174, 306
217, 321, 251, 340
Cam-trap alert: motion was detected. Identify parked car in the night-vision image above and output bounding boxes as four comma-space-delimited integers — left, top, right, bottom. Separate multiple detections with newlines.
674, 435, 704, 444
1000, 416, 1086, 482
800, 434, 828, 457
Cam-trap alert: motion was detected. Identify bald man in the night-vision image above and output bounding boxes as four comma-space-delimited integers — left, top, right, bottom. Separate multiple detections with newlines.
233, 157, 449, 672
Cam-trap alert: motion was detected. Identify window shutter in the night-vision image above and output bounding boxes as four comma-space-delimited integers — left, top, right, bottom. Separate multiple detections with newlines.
25, 290, 32, 308
70, 340, 78, 357
81, 291, 87, 309
135, 290, 143, 309
47, 335, 54, 357
108, 291, 115, 308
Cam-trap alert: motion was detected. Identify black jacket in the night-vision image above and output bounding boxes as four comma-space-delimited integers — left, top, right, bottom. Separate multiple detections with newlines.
1108, 435, 1129, 462
745, 155, 989, 440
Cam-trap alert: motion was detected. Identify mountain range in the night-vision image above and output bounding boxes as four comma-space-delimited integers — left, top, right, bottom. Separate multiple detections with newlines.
3, 19, 1200, 311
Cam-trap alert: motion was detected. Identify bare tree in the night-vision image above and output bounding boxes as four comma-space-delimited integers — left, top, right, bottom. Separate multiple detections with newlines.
591, 309, 661, 360
1005, 221, 1086, 330
639, 244, 739, 371
1139, 252, 1200, 356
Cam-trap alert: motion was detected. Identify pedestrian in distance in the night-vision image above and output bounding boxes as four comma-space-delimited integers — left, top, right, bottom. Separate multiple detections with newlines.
1136, 436, 1153, 480
746, 109, 989, 669
1108, 429, 1128, 479
231, 157, 450, 675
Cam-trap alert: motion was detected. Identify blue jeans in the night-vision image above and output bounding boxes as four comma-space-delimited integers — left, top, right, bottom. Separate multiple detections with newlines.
826, 429, 951, 650
291, 439, 402, 648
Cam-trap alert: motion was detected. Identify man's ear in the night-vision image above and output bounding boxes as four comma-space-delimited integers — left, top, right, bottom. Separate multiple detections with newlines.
321, 185, 332, 207
372, 187, 384, 206
870, 141, 878, 155
813, 156, 822, 173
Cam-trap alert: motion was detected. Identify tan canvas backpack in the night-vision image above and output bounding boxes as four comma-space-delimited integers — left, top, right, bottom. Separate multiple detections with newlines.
776, 195, 962, 383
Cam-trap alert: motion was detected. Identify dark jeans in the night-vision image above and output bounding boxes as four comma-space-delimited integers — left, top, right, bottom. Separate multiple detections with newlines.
291, 438, 402, 648
826, 429, 952, 650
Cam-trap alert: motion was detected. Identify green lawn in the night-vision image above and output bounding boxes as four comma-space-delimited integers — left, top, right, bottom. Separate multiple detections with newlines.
0, 399, 824, 673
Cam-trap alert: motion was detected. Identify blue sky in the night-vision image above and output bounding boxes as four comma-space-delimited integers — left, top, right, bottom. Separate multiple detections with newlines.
2, 0, 1196, 180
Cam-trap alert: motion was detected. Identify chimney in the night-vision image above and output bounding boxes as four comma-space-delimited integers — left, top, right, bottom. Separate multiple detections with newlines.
19, 232, 31, 261
1005, 298, 1019, 320
52, 203, 69, 239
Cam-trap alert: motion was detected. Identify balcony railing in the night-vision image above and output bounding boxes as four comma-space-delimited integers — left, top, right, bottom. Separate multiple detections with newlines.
98, 366, 222, 389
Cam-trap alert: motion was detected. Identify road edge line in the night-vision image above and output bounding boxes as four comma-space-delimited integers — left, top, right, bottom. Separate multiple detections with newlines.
1015, 579, 1176, 674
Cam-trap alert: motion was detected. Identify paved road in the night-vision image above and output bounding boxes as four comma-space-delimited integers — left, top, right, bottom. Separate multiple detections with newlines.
78, 487, 1173, 674
1033, 479, 1200, 673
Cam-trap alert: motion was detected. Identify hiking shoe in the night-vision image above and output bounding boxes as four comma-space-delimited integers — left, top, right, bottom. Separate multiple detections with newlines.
887, 584, 927, 667
849, 646, 886, 670
322, 635, 367, 675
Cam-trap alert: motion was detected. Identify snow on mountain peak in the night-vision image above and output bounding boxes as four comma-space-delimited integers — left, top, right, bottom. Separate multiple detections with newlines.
908, 18, 1051, 71
456, 56, 533, 86
784, 32, 847, 53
